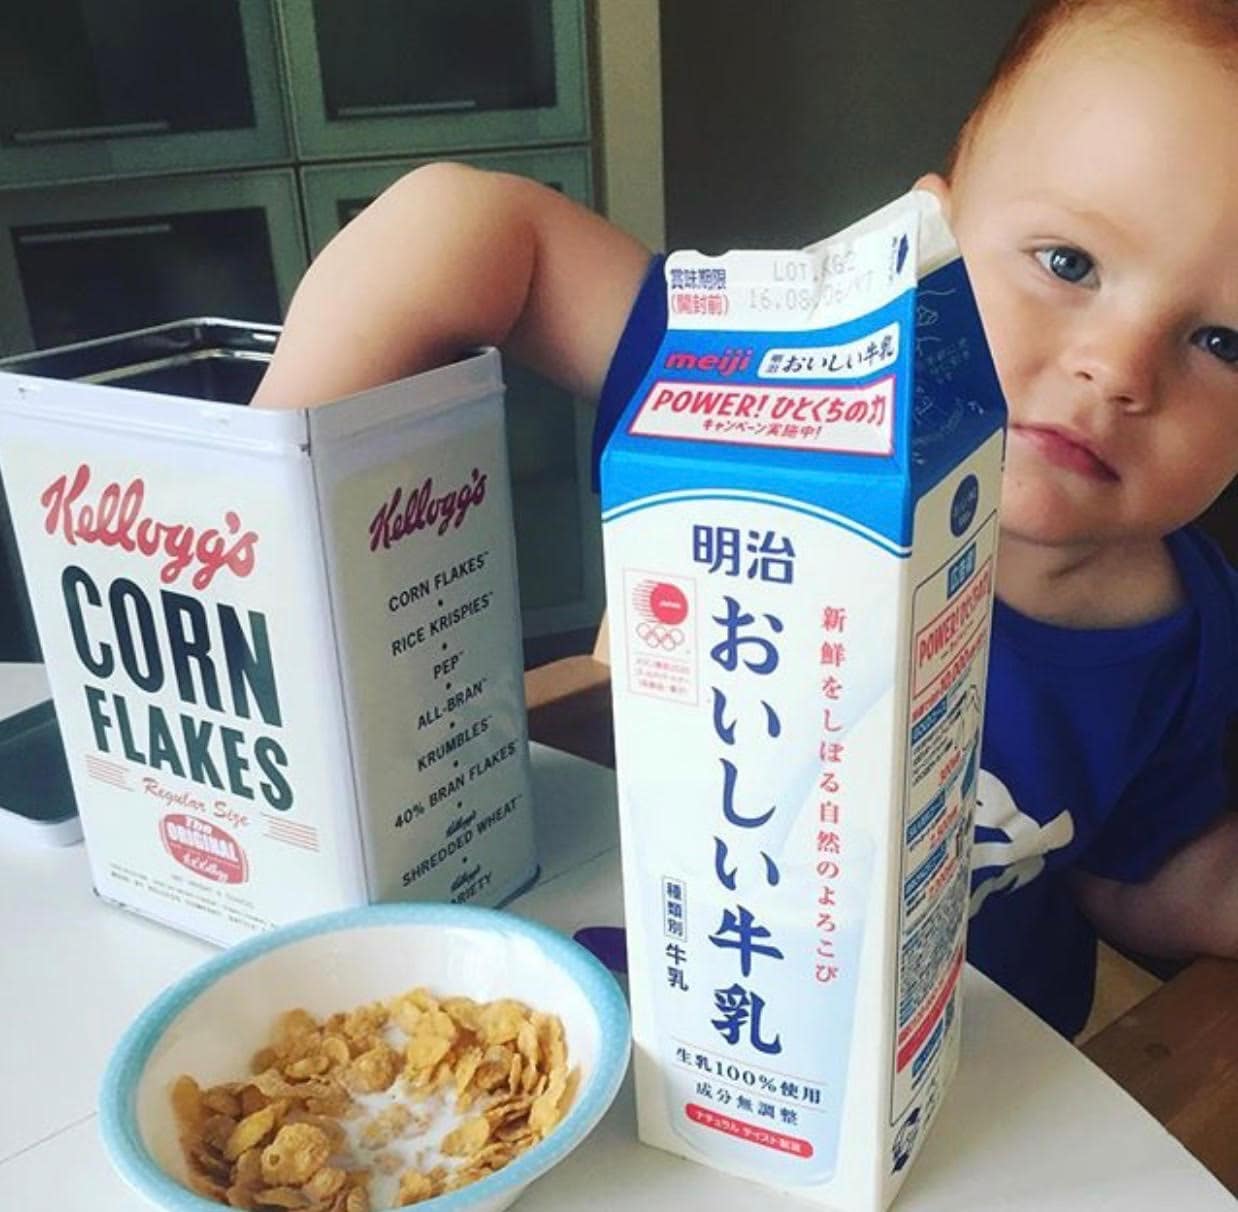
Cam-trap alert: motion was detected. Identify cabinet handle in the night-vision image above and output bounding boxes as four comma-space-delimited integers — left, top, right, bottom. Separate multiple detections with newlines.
11, 120, 171, 145
335, 100, 477, 119
17, 222, 175, 247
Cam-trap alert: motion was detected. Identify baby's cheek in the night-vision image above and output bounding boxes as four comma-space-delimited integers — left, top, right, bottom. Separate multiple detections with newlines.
967, 300, 1032, 414
996, 456, 1088, 542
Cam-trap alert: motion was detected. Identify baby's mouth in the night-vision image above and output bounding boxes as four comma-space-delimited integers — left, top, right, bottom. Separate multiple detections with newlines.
1011, 424, 1119, 482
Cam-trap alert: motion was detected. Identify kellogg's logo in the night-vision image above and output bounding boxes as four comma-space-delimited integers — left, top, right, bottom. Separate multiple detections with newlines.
159, 813, 249, 884
40, 464, 258, 590
369, 468, 487, 552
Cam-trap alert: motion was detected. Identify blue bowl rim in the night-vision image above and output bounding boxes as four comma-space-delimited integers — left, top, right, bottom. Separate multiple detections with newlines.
99, 902, 631, 1212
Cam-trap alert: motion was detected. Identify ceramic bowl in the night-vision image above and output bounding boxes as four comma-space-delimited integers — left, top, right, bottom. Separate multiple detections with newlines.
100, 903, 631, 1212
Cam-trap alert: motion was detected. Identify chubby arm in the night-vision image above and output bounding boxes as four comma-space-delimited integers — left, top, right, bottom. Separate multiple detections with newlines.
1071, 812, 1238, 961
251, 162, 651, 408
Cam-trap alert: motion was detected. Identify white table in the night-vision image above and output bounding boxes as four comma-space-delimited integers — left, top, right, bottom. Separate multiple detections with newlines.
1, 664, 1232, 1211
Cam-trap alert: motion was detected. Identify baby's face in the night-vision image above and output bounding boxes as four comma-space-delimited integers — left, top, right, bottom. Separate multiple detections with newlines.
927, 19, 1238, 550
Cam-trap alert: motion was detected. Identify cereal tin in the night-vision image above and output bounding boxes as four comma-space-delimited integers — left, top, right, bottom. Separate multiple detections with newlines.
0, 322, 536, 945
601, 192, 1005, 1209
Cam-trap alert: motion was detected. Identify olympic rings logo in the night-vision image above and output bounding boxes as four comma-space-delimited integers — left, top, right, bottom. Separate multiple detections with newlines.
636, 621, 685, 650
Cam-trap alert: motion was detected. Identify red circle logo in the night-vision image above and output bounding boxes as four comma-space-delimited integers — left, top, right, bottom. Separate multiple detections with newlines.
159, 814, 249, 884
649, 582, 688, 625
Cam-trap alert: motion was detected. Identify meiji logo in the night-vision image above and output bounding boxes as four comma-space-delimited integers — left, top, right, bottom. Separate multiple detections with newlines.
662, 348, 752, 377
369, 467, 487, 552
40, 464, 258, 590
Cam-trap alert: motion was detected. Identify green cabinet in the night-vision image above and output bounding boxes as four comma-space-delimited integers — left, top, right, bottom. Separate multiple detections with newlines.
0, 1, 290, 184
278, 0, 588, 159
0, 171, 306, 352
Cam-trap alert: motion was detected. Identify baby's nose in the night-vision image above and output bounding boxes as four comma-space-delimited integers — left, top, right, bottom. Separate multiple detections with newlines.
1066, 315, 1161, 414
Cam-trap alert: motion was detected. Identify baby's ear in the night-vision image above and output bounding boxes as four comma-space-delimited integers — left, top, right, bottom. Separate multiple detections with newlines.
913, 173, 953, 223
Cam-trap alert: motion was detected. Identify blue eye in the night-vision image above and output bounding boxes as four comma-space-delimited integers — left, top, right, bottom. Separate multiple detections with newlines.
1035, 246, 1096, 285
1193, 326, 1238, 366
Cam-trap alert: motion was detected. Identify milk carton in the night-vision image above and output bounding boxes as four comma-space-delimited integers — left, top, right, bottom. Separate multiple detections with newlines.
0, 321, 536, 945
600, 192, 1005, 1208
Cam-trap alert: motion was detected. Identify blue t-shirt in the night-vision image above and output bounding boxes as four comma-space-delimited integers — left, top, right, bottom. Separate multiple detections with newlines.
593, 256, 1238, 1038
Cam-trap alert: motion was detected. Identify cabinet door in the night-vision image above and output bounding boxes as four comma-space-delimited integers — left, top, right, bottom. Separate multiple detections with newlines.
0, 171, 307, 354
0, 0, 289, 186
278, 0, 588, 160
300, 150, 603, 640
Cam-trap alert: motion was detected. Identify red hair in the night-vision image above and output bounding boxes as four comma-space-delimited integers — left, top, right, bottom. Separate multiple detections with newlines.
948, 0, 1238, 175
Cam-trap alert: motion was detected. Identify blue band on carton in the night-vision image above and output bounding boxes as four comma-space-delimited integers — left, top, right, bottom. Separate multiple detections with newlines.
602, 257, 1003, 550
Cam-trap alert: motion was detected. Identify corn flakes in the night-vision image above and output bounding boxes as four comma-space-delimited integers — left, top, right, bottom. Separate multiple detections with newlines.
225, 1105, 279, 1160
343, 1042, 401, 1096
171, 987, 577, 1211
439, 1116, 490, 1158
358, 1104, 414, 1151
261, 1123, 333, 1186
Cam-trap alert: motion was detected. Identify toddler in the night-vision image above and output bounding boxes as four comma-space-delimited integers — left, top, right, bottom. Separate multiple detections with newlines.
254, 0, 1238, 1037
